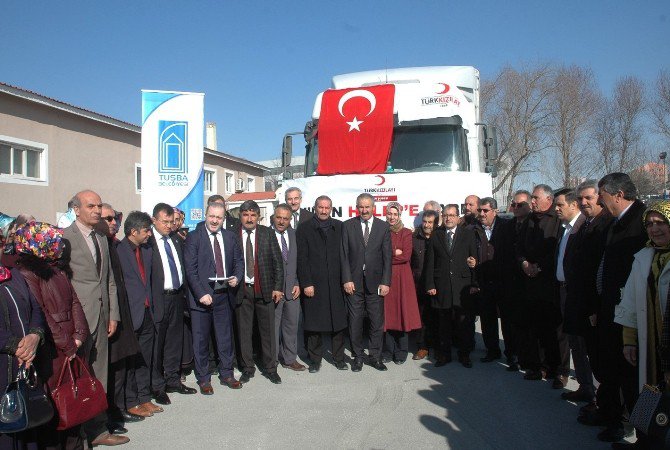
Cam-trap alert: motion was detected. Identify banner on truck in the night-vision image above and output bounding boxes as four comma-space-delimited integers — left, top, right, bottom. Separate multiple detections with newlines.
141, 90, 204, 230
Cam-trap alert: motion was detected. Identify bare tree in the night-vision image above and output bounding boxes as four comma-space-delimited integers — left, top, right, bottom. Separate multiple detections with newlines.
482, 63, 554, 202
592, 98, 618, 174
651, 70, 670, 144
612, 76, 646, 172
546, 65, 600, 186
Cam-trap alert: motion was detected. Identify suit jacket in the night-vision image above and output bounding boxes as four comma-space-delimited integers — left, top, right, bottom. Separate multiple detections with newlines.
473, 217, 513, 292
237, 225, 284, 303
149, 232, 187, 324
273, 227, 298, 298
63, 222, 119, 332
424, 226, 477, 309
295, 208, 314, 229
184, 224, 244, 311
116, 238, 154, 331
108, 238, 141, 362
341, 216, 392, 294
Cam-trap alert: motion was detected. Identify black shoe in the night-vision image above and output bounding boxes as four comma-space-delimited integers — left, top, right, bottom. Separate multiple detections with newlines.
394, 358, 406, 365
434, 357, 452, 368
352, 358, 363, 372
152, 391, 171, 405
523, 370, 543, 380
381, 356, 392, 364
459, 356, 473, 368
240, 372, 253, 384
119, 410, 144, 423
506, 362, 520, 372
577, 411, 609, 427
265, 372, 282, 384
165, 383, 197, 395
597, 426, 633, 442
309, 363, 321, 373
480, 351, 502, 363
335, 360, 348, 370
368, 360, 388, 371
107, 423, 128, 435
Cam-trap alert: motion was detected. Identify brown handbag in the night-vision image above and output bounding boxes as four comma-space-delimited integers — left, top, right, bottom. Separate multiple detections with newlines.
50, 355, 107, 430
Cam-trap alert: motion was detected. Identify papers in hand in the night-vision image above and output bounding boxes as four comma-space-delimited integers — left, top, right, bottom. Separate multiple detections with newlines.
209, 276, 235, 282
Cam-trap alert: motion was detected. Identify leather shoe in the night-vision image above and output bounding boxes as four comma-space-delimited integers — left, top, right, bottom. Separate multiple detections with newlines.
220, 377, 243, 389
459, 355, 473, 368
199, 382, 214, 395
141, 401, 163, 413
552, 375, 569, 389
506, 362, 520, 372
561, 389, 594, 402
265, 372, 282, 384
381, 356, 392, 364
523, 370, 543, 380
282, 361, 307, 371
127, 405, 152, 418
598, 426, 633, 442
577, 410, 609, 427
394, 358, 406, 365
107, 423, 127, 435
369, 360, 388, 371
309, 363, 321, 373
91, 432, 130, 446
165, 383, 197, 395
352, 358, 363, 372
119, 410, 144, 422
239, 372, 253, 384
434, 357, 452, 367
335, 360, 348, 370
480, 351, 502, 363
152, 391, 171, 405
413, 349, 429, 360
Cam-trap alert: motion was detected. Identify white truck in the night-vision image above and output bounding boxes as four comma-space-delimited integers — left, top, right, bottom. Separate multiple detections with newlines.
279, 66, 497, 225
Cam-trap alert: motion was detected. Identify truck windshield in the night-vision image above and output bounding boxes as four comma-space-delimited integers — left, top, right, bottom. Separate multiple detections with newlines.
304, 124, 468, 175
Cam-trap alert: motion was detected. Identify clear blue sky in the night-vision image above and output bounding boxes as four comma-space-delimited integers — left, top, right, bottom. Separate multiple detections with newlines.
2, 1, 668, 162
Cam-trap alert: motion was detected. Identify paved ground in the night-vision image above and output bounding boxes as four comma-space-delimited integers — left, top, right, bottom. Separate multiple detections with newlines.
120, 330, 628, 449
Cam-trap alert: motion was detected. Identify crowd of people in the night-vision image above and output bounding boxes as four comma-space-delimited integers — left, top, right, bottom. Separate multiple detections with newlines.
0, 171, 665, 448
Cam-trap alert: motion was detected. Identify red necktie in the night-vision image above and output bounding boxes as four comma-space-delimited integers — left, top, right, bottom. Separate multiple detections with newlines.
135, 247, 149, 308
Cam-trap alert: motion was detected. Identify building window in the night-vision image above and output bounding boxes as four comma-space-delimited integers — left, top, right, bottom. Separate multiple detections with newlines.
204, 167, 216, 195
247, 176, 255, 192
0, 136, 48, 185
135, 164, 142, 193
225, 171, 234, 194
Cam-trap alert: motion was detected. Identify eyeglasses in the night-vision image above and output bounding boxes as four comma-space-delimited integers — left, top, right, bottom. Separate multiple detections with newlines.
645, 220, 668, 229
510, 201, 528, 208
443, 213, 459, 218
102, 216, 116, 222
477, 208, 492, 213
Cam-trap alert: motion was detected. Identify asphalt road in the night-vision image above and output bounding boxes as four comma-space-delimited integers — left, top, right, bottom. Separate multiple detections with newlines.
119, 330, 627, 449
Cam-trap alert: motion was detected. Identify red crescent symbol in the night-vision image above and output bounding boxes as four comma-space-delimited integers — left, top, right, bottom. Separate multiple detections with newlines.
436, 83, 450, 94
375, 175, 385, 185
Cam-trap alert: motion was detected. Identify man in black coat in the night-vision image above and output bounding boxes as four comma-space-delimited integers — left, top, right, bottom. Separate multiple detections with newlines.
285, 187, 314, 229
424, 204, 478, 368
236, 200, 284, 385
579, 173, 646, 443
341, 193, 392, 372
297, 196, 348, 373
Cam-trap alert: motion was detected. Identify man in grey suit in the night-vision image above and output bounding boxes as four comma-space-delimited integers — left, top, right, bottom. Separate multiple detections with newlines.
285, 187, 314, 229
271, 204, 305, 371
63, 190, 127, 447
341, 193, 392, 372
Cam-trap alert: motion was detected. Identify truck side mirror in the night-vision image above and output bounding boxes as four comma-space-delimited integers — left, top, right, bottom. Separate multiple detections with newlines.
281, 135, 293, 167
486, 126, 499, 161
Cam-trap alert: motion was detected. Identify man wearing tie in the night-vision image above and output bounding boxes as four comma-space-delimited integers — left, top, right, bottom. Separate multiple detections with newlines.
150, 203, 197, 404
271, 204, 305, 371
116, 212, 164, 417
184, 202, 244, 395
285, 187, 313, 230
341, 193, 392, 372
236, 200, 284, 385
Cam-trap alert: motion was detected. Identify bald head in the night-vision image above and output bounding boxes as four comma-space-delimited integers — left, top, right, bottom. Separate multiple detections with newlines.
72, 190, 102, 228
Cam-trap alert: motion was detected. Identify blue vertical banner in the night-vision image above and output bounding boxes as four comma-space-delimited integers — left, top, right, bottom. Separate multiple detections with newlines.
141, 90, 204, 230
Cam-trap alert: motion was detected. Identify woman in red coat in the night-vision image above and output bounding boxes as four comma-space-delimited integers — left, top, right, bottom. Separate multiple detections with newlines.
14, 222, 90, 450
382, 203, 422, 364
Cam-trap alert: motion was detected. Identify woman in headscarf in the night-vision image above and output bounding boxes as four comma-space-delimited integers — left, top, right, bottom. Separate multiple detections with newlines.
14, 222, 89, 450
0, 227, 45, 450
615, 200, 670, 448
382, 202, 422, 364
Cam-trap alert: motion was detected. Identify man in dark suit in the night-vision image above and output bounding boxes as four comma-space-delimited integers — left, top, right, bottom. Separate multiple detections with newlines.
472, 197, 514, 365
184, 201, 244, 395
236, 200, 284, 384
579, 173, 646, 443
424, 204, 478, 368
341, 193, 392, 372
553, 189, 587, 392
285, 187, 313, 229
116, 212, 163, 418
271, 204, 305, 371
149, 203, 197, 404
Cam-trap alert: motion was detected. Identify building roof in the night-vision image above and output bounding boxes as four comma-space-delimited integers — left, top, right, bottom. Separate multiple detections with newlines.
0, 81, 269, 171
227, 191, 277, 202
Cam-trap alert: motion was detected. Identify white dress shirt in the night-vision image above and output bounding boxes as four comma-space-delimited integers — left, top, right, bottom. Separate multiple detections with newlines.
556, 213, 581, 282
153, 227, 184, 289
273, 229, 289, 253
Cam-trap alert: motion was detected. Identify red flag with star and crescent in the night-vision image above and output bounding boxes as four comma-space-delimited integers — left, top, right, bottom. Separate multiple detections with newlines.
317, 84, 395, 175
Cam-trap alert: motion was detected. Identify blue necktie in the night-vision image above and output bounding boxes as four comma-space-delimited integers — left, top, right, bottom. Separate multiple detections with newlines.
280, 232, 288, 263
162, 236, 180, 290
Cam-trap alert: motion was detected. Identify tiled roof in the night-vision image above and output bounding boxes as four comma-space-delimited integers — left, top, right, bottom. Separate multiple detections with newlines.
227, 191, 277, 202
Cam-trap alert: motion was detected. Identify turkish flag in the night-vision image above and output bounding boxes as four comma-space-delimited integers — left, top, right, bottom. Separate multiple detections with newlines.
317, 84, 395, 175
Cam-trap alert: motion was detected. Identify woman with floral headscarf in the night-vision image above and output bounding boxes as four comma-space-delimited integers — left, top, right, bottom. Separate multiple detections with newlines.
382, 202, 422, 364
14, 222, 89, 450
